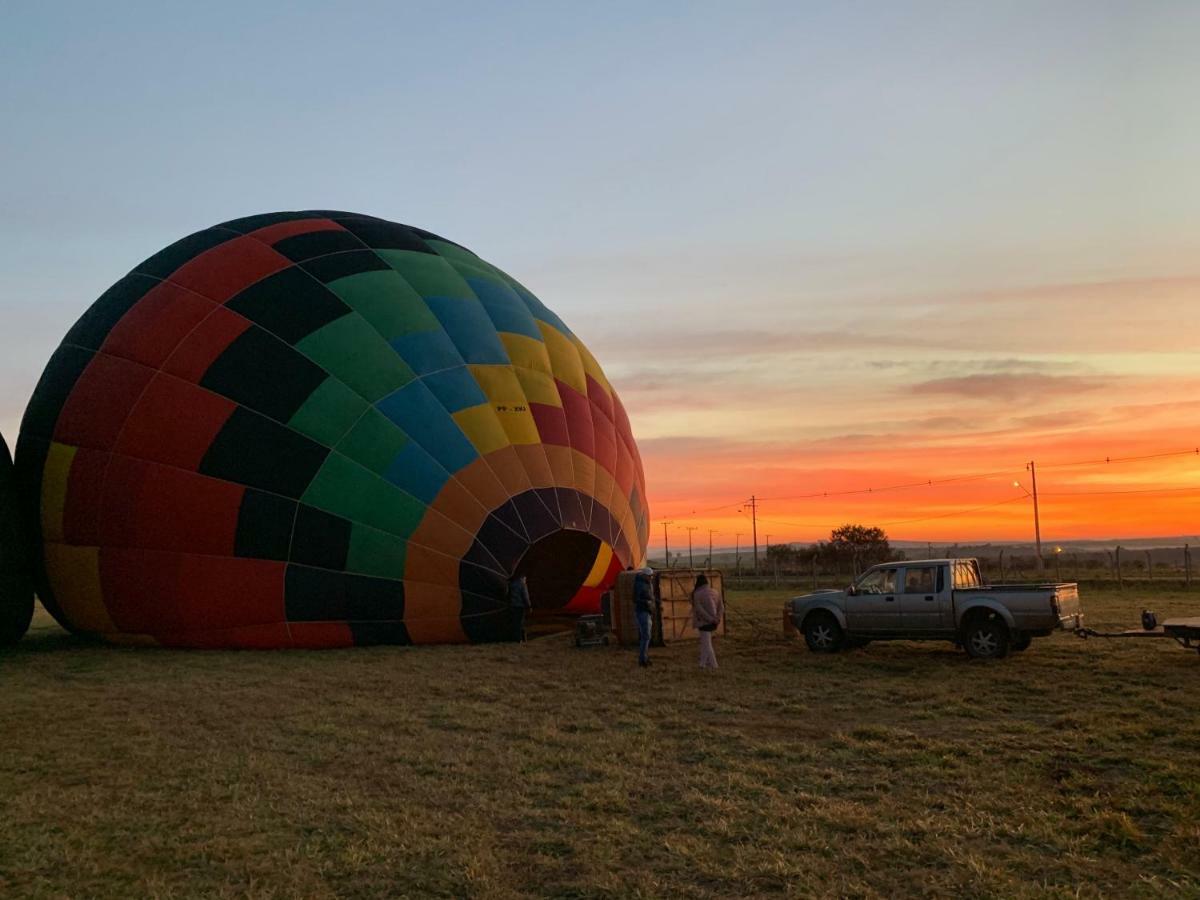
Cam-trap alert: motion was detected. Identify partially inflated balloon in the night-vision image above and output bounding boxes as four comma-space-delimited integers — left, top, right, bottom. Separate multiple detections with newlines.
17, 211, 648, 647
0, 433, 34, 645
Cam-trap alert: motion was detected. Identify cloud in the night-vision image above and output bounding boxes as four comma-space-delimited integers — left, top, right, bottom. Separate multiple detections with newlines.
637, 434, 756, 459
1107, 396, 1200, 419
911, 373, 1109, 400
868, 356, 1087, 377
589, 327, 902, 360
1010, 410, 1097, 430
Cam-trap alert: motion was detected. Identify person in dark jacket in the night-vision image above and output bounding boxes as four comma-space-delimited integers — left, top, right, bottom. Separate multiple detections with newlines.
507, 575, 531, 642
633, 568, 655, 667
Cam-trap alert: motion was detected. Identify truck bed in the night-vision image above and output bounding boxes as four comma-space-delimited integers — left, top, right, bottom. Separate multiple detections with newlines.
957, 582, 1081, 632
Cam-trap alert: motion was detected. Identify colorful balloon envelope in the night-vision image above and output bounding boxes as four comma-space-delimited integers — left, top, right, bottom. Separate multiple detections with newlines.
17, 211, 648, 647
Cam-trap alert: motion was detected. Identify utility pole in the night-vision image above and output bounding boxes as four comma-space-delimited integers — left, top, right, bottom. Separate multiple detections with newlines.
661, 520, 673, 569
707, 530, 719, 569
686, 525, 698, 569
1028, 460, 1044, 571
745, 496, 760, 574
1015, 465, 1044, 572
735, 533, 744, 575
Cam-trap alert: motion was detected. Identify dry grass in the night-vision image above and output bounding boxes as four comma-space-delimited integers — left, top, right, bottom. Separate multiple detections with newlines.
1, 585, 1198, 898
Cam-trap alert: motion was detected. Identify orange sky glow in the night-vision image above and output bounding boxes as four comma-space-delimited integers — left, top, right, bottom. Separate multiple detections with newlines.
585, 274, 1200, 550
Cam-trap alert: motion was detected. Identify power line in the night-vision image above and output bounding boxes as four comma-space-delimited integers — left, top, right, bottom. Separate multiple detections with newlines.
879, 496, 1027, 528
648, 499, 746, 516
1036, 447, 1200, 470
651, 471, 1018, 516
756, 446, 1199, 502
757, 468, 1019, 502
651, 443, 1199, 517
1041, 485, 1200, 497
754, 495, 1027, 532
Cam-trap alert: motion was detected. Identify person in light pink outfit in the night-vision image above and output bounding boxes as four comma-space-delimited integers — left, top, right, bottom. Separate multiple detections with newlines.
691, 574, 723, 669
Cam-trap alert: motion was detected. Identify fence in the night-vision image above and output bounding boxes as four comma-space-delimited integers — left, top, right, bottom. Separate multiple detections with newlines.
714, 544, 1196, 592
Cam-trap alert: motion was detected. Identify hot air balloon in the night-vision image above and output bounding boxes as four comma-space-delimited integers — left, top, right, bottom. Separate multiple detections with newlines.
0, 432, 34, 645
16, 211, 648, 648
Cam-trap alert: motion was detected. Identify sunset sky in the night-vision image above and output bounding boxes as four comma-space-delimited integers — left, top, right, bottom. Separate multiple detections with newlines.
1, 2, 1197, 550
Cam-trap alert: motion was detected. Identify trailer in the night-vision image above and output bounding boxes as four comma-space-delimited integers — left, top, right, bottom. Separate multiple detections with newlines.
1076, 612, 1200, 656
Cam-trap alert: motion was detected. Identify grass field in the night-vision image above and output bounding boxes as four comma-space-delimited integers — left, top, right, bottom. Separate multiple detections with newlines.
1, 586, 1197, 898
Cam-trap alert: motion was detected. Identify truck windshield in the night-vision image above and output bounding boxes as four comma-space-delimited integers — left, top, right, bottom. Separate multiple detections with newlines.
856, 568, 898, 595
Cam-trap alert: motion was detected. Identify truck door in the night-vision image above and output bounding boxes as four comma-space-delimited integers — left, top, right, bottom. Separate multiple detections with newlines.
844, 566, 900, 631
898, 565, 949, 631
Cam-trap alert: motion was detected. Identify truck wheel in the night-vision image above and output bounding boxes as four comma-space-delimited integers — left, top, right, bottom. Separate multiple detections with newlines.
803, 612, 845, 653
1010, 633, 1032, 652
963, 612, 1009, 660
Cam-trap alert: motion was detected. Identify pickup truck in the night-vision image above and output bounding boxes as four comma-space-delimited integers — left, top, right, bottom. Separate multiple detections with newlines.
786, 558, 1082, 659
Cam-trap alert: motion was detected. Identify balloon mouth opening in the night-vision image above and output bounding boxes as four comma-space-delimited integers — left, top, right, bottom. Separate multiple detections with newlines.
514, 529, 602, 611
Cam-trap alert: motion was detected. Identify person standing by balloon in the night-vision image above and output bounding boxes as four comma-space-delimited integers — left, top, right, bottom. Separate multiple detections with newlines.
633, 568, 655, 668
691, 574, 723, 670
507, 575, 531, 643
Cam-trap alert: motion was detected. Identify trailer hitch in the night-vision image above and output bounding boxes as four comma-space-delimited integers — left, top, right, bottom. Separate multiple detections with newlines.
1075, 610, 1200, 656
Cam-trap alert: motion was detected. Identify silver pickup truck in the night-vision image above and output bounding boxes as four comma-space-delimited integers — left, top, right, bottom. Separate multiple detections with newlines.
786, 558, 1082, 659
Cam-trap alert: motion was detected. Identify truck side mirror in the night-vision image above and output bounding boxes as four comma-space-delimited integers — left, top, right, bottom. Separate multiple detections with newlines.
847, 586, 858, 596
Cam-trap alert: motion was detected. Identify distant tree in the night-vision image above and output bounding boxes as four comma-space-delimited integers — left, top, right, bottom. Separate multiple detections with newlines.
828, 524, 892, 574
795, 543, 823, 566
766, 543, 800, 569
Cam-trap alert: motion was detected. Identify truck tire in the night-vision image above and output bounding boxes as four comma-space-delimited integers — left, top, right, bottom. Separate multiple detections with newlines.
803, 612, 845, 653
1010, 633, 1032, 652
963, 611, 1009, 660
